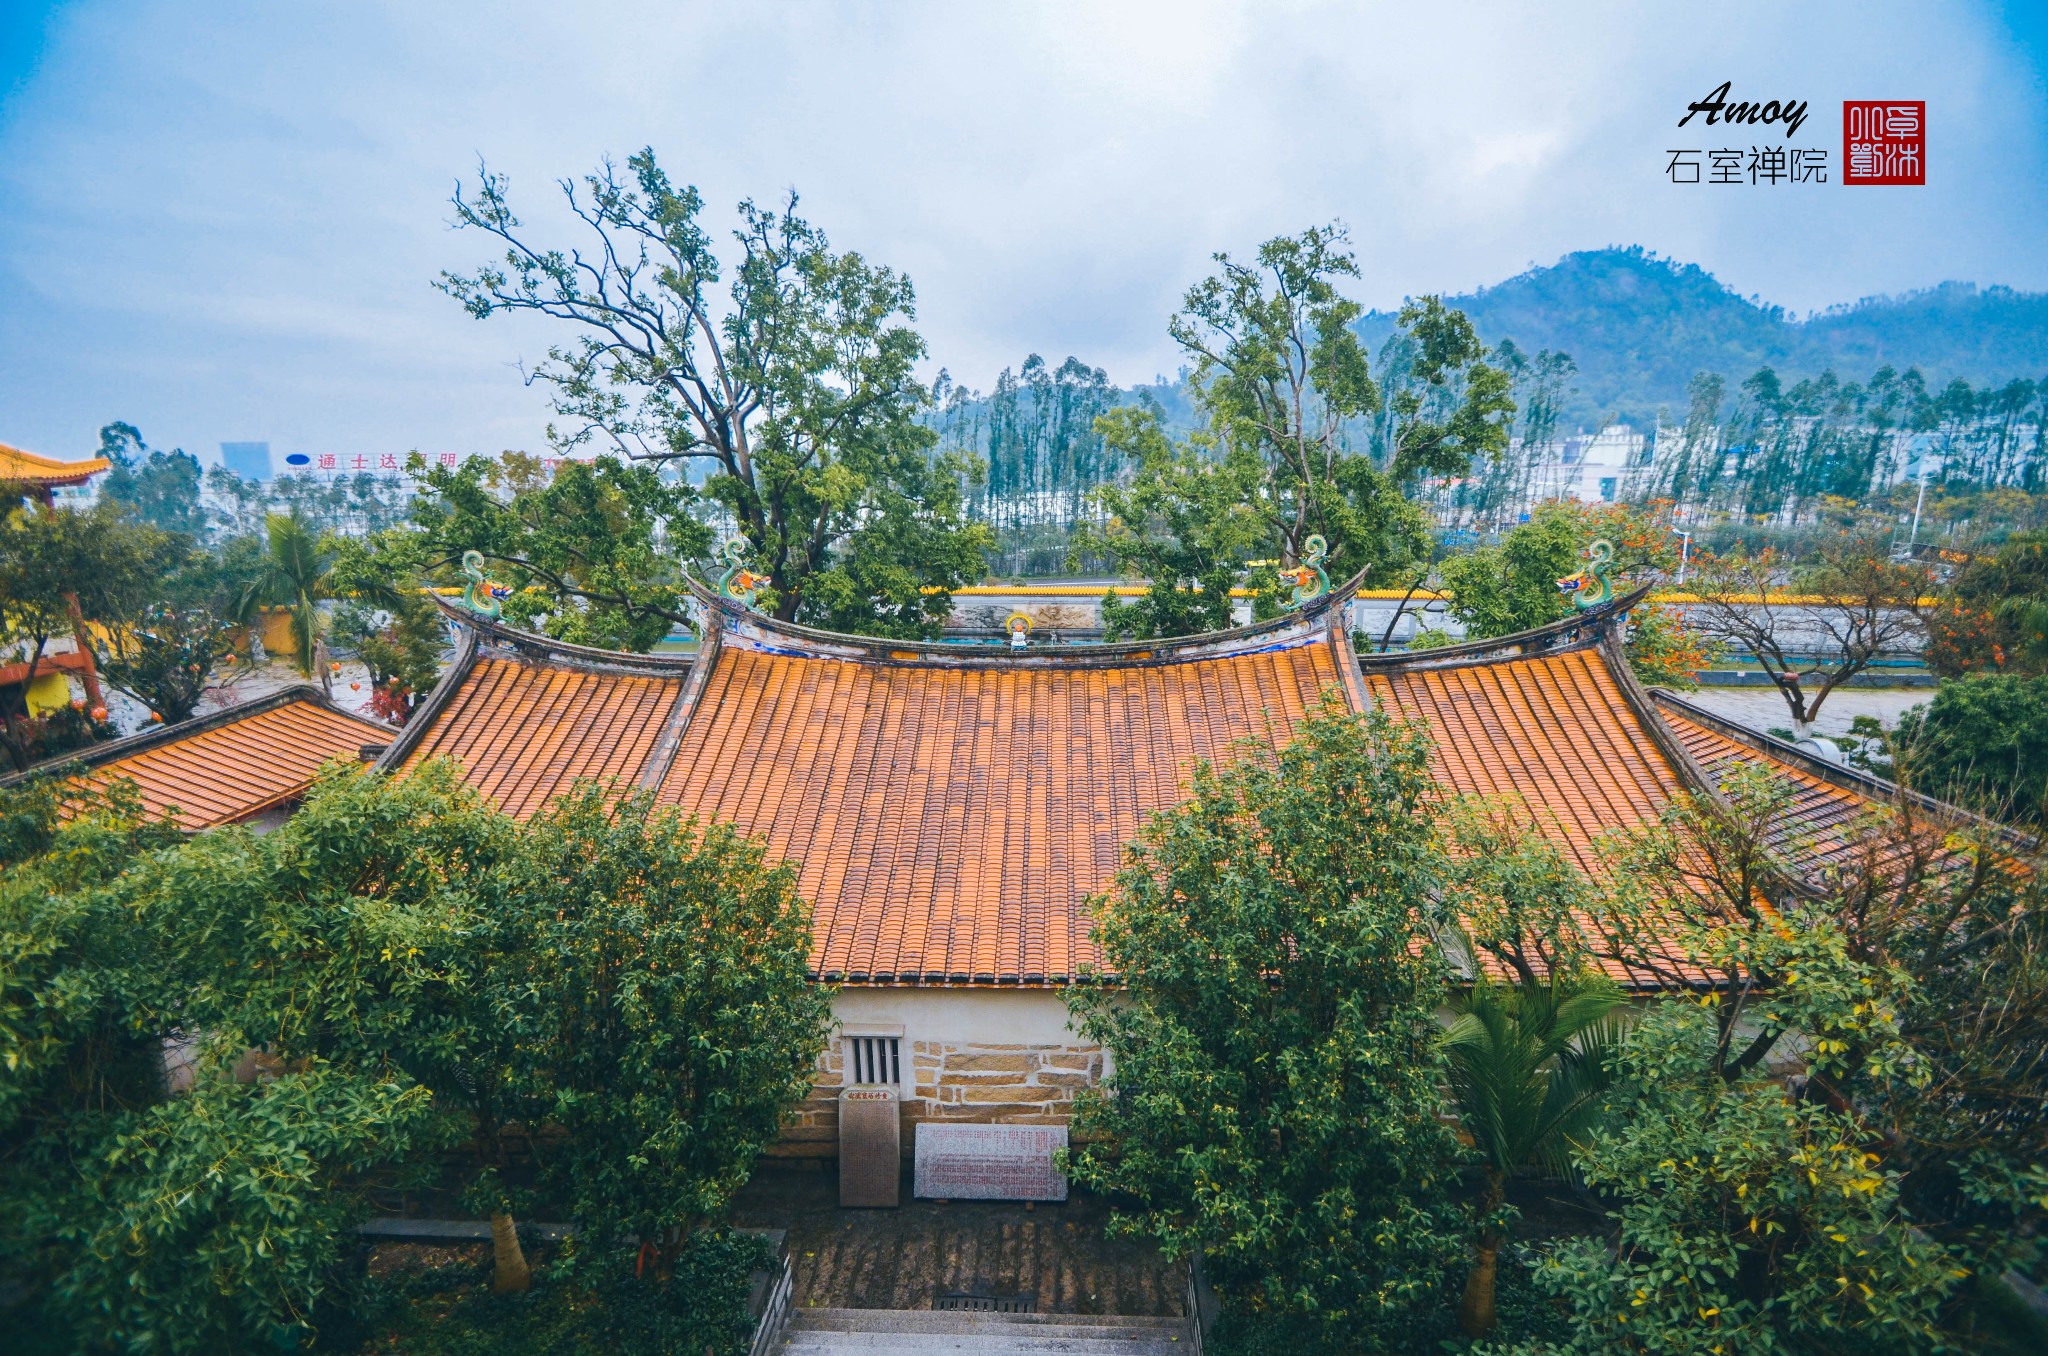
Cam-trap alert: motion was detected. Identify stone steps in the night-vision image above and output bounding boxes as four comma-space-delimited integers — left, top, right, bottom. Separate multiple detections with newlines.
784, 1307, 1191, 1354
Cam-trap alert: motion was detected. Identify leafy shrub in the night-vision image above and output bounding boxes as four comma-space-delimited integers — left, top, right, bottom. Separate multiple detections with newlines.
360, 1230, 773, 1356
19, 1069, 439, 1354
1893, 672, 2048, 822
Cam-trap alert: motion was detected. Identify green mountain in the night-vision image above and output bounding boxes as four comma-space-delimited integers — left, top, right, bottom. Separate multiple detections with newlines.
1353, 246, 2048, 431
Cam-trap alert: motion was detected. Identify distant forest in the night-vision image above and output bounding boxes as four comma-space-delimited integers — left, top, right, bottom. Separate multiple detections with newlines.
1352, 246, 2048, 432
932, 247, 2048, 555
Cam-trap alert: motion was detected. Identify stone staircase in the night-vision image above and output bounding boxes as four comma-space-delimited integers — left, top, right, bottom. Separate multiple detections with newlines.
783, 1307, 1193, 1354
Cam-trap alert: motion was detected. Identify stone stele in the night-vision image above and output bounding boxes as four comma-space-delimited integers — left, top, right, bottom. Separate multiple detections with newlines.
839, 1086, 901, 1207
913, 1123, 1069, 1202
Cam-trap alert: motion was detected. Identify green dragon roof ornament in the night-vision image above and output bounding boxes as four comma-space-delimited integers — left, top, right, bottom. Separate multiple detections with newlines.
1280, 534, 1331, 611
458, 550, 506, 619
717, 539, 768, 612
1557, 539, 1617, 610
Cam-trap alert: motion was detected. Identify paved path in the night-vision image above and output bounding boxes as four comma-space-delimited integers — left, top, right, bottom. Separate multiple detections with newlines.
784, 1308, 1190, 1354
731, 1167, 1184, 1318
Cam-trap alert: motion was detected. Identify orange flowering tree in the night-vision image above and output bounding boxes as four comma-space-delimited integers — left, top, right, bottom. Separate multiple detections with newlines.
1924, 531, 2048, 678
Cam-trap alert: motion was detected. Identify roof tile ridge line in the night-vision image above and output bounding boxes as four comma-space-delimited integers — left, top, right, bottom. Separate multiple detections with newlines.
1574, 647, 1684, 816
1326, 600, 1369, 714
1354, 584, 1653, 672
1648, 688, 2029, 846
0, 683, 338, 786
1592, 618, 1729, 814
635, 613, 722, 791
681, 566, 1361, 666
423, 594, 691, 675
373, 626, 480, 774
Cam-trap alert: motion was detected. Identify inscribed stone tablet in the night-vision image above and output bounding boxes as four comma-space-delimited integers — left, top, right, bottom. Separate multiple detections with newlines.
838, 1087, 900, 1207
913, 1123, 1068, 1201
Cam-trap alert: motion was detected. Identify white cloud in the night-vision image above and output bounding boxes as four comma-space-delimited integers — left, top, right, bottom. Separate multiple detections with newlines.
0, 0, 2042, 461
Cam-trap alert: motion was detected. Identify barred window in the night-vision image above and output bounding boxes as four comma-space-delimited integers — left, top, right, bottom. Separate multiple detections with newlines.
845, 1035, 901, 1088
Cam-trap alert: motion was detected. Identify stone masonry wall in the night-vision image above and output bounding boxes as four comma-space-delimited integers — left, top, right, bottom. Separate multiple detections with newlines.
769, 1038, 1107, 1159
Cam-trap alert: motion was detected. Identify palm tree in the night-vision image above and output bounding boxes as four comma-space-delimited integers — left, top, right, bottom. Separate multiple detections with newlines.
1444, 967, 1625, 1338
239, 514, 334, 679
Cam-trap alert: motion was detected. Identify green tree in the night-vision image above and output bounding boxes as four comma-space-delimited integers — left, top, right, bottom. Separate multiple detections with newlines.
1925, 530, 2048, 678
1435, 505, 1584, 639
1809, 780, 2048, 1280
1092, 228, 1513, 635
1443, 971, 1622, 1338
1169, 226, 1505, 582
412, 451, 708, 652
237, 513, 335, 678
31, 1067, 437, 1353
1890, 672, 2048, 823
1435, 500, 1683, 641
1064, 700, 1463, 1330
0, 778, 441, 1353
1437, 799, 1624, 1338
89, 541, 258, 726
499, 784, 832, 1253
326, 528, 451, 719
1077, 407, 1271, 640
0, 500, 175, 768
1503, 1002, 1961, 1356
92, 599, 238, 725
95, 421, 205, 538
151, 760, 545, 1294
1542, 763, 2048, 1349
1586, 766, 1909, 1084
438, 149, 991, 634
1684, 543, 1932, 737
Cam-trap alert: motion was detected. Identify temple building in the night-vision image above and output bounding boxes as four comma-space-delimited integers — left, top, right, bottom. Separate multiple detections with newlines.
0, 440, 112, 509
2, 441, 115, 715
5, 688, 390, 831
363, 571, 1916, 1159
6, 567, 1936, 1158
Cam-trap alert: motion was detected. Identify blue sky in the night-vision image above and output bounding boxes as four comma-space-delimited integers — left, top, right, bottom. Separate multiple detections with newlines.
3, 2, 2045, 465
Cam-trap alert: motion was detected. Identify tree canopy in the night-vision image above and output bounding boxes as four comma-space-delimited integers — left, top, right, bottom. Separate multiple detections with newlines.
436, 148, 992, 636
1065, 699, 1463, 1329
0, 760, 831, 1351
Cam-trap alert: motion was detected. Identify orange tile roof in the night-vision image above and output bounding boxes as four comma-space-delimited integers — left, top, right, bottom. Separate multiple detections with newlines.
395, 651, 685, 820
15, 689, 389, 828
380, 595, 1363, 984
0, 441, 111, 488
653, 635, 1345, 984
385, 587, 1951, 989
1651, 694, 1954, 877
1361, 648, 1687, 870
1661, 706, 1866, 827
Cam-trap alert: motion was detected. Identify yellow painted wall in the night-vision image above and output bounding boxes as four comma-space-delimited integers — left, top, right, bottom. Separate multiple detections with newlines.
24, 670, 74, 717
258, 608, 299, 656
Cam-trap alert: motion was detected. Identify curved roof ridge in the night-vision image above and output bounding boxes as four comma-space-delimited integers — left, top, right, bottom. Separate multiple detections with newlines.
683, 565, 1371, 669
427, 572, 1644, 678
428, 595, 697, 674
0, 441, 113, 486
1353, 584, 1651, 671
